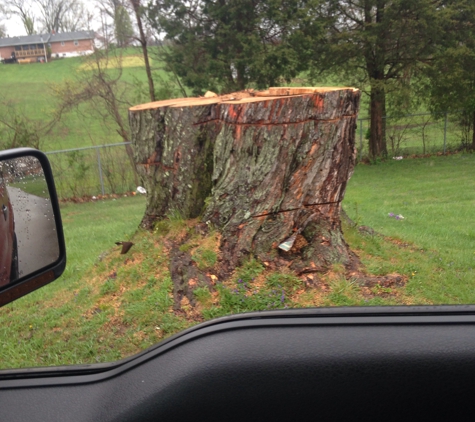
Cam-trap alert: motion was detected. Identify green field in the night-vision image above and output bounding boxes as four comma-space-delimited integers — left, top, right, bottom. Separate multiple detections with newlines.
0, 154, 474, 369
0, 48, 158, 151
344, 153, 475, 304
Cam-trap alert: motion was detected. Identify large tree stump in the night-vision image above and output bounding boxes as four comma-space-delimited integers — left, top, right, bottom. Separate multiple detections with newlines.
129, 87, 361, 274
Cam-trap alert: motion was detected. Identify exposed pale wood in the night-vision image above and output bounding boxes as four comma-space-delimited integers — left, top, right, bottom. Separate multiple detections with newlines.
267, 86, 357, 96
129, 86, 360, 111
129, 97, 215, 111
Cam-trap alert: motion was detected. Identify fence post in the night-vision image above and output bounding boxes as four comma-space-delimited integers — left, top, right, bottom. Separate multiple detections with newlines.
96, 147, 105, 196
443, 112, 448, 154
359, 118, 363, 161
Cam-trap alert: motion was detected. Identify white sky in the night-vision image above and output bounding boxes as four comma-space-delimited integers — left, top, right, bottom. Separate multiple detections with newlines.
2, 1, 104, 37
3, 14, 26, 37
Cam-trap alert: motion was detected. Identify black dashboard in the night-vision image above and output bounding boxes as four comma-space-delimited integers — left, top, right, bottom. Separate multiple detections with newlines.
2, 306, 475, 421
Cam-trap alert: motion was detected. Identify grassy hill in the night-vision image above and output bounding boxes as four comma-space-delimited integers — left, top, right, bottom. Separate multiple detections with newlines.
0, 48, 157, 151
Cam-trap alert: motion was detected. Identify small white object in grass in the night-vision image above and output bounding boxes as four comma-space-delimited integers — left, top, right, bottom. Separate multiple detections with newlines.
92, 196, 97, 200
137, 186, 147, 194
388, 213, 405, 220
392, 156, 403, 160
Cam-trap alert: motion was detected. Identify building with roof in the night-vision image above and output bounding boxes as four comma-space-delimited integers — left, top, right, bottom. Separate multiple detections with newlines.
0, 31, 95, 63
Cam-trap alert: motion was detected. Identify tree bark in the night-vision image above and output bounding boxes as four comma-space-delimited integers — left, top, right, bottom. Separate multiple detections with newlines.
129, 87, 361, 273
369, 84, 387, 159
365, 1, 388, 160
472, 111, 475, 150
129, 97, 221, 229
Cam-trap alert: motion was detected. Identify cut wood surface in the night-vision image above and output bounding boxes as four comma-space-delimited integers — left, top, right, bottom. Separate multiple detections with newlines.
129, 87, 361, 275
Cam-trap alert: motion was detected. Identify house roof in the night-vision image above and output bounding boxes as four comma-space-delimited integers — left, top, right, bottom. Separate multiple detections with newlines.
0, 31, 95, 48
50, 31, 95, 43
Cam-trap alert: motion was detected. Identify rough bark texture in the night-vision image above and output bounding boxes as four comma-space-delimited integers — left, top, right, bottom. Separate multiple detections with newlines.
129, 98, 221, 228
369, 85, 387, 159
129, 87, 361, 274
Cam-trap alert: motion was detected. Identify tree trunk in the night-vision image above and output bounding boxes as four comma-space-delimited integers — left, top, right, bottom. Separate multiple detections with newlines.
369, 84, 387, 159
130, 0, 155, 102
472, 111, 475, 150
365, 0, 388, 160
129, 87, 361, 273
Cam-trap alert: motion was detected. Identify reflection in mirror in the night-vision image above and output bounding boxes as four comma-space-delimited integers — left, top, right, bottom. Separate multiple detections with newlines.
0, 156, 59, 287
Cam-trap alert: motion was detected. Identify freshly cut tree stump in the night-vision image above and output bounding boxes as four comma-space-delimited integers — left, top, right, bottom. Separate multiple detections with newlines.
129, 87, 361, 274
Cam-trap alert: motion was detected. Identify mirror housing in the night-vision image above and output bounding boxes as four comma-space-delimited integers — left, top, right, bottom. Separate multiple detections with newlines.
0, 148, 66, 307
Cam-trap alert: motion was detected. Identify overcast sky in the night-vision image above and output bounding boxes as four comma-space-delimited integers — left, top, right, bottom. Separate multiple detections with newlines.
2, 0, 102, 37
4, 13, 26, 37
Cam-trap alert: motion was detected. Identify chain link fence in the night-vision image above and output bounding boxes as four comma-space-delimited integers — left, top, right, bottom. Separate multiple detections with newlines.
45, 142, 137, 200
356, 111, 466, 159
44, 111, 469, 199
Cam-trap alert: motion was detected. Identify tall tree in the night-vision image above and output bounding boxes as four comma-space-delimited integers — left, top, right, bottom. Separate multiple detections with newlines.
0, 2, 8, 37
95, 0, 120, 46
423, 1, 475, 149
311, 0, 458, 159
130, 0, 155, 101
147, 0, 316, 94
4, 0, 36, 34
35, 0, 88, 33
114, 3, 133, 46
36, 0, 67, 32
58, 0, 92, 32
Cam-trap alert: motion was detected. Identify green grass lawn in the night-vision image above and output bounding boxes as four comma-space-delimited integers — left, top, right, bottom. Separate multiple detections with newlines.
60, 196, 146, 275
0, 47, 163, 152
0, 48, 169, 199
0, 154, 474, 370
344, 153, 475, 304
0, 195, 146, 368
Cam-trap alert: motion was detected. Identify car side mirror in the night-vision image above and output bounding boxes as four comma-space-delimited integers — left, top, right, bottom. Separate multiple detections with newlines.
0, 148, 66, 307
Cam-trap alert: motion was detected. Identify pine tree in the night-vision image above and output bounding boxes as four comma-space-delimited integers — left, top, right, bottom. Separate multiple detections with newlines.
114, 4, 133, 47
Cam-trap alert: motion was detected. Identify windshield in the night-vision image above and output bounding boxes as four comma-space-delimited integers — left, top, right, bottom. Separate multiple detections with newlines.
1, 0, 473, 370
